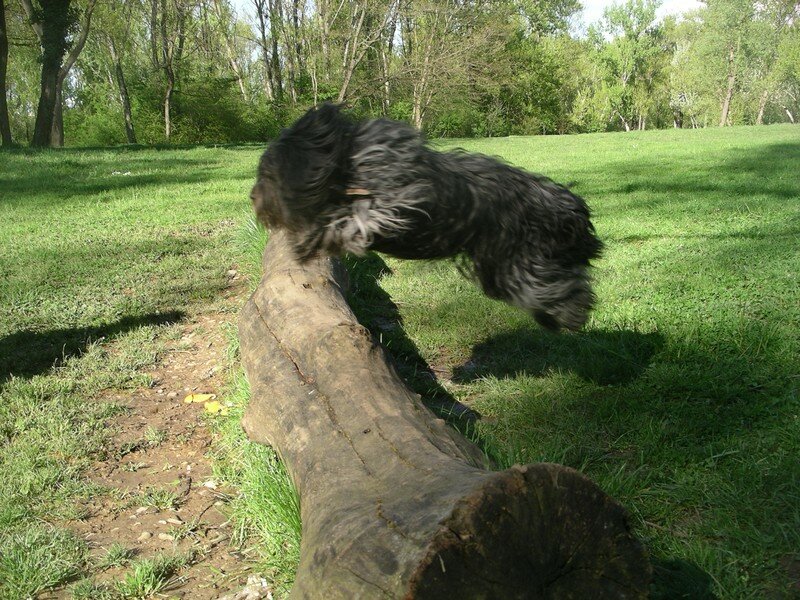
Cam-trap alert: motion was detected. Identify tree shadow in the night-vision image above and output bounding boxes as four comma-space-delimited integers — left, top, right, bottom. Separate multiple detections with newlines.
651, 558, 718, 600
607, 141, 800, 203
342, 253, 480, 425
0, 311, 184, 384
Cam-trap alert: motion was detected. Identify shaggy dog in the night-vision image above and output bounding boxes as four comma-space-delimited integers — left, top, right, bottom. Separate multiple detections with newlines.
250, 103, 603, 331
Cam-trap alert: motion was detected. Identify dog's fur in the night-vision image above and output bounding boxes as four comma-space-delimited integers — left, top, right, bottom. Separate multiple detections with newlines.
251, 103, 603, 331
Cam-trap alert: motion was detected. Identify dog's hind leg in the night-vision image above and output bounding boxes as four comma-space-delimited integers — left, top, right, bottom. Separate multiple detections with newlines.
476, 259, 596, 332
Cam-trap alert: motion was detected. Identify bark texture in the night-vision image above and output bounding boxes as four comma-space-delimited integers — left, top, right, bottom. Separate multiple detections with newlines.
239, 231, 651, 599
0, 0, 11, 146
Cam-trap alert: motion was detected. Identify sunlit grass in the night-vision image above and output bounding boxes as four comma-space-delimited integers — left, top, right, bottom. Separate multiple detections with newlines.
2, 125, 797, 598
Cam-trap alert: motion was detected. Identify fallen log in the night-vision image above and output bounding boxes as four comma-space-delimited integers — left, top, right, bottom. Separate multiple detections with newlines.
238, 230, 651, 599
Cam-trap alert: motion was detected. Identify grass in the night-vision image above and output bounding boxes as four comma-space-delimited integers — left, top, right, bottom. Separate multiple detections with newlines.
1, 125, 797, 598
113, 552, 189, 599
361, 125, 799, 598
0, 145, 258, 599
212, 370, 302, 597
97, 543, 136, 569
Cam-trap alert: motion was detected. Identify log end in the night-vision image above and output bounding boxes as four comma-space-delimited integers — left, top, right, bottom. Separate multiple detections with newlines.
406, 463, 651, 600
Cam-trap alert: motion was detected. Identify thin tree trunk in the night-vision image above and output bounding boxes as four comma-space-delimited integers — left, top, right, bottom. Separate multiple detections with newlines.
380, 9, 397, 115
0, 0, 12, 146
268, 0, 283, 102
150, 0, 160, 68
783, 106, 795, 124
109, 38, 137, 144
720, 45, 736, 127
50, 84, 63, 146
48, 0, 97, 147
756, 89, 769, 125
282, 0, 298, 103
160, 0, 176, 140
253, 0, 273, 100
337, 7, 365, 102
213, 0, 248, 102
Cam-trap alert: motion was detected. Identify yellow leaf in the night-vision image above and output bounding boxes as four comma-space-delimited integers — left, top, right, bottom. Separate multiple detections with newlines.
184, 393, 216, 404
204, 400, 228, 416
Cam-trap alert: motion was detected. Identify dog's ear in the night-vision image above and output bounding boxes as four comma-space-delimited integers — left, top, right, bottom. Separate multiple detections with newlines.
272, 103, 352, 223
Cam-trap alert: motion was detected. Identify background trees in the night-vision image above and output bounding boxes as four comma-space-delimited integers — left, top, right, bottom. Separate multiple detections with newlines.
2, 0, 798, 146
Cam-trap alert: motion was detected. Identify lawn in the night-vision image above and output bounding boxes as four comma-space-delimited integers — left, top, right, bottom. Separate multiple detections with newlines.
0, 145, 258, 598
366, 125, 800, 598
1, 124, 798, 598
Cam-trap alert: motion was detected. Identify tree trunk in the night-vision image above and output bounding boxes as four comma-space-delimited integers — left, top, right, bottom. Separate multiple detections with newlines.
0, 0, 12, 146
44, 0, 97, 147
719, 45, 736, 127
756, 89, 769, 125
254, 0, 274, 100
50, 83, 63, 146
164, 76, 174, 140
783, 106, 795, 124
109, 38, 137, 144
213, 0, 248, 102
268, 0, 283, 102
32, 57, 60, 147
238, 231, 652, 598
160, 0, 175, 140
23, 0, 70, 148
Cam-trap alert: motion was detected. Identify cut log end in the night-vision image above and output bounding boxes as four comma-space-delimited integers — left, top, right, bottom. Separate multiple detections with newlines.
407, 464, 651, 599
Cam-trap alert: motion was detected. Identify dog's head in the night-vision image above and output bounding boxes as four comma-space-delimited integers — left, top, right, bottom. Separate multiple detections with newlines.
251, 103, 353, 232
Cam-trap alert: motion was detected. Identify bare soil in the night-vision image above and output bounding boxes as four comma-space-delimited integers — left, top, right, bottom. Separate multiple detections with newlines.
49, 281, 263, 599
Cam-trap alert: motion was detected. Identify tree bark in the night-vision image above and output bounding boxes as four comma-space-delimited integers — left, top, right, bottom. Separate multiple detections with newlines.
238, 231, 651, 598
756, 89, 769, 125
719, 44, 736, 127
0, 0, 12, 146
109, 38, 137, 144
22, 0, 69, 147
212, 0, 248, 102
50, 0, 96, 146
267, 0, 283, 101
253, 0, 274, 100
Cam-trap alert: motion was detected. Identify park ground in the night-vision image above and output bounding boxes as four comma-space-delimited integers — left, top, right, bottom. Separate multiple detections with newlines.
0, 124, 798, 599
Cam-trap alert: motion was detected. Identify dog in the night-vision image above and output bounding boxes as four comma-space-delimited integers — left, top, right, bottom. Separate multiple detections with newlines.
250, 103, 603, 331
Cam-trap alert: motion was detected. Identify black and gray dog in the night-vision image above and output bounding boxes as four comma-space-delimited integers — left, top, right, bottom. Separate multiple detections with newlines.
250, 103, 603, 331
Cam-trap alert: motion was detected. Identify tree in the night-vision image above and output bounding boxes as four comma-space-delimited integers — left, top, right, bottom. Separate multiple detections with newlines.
21, 0, 72, 146
589, 0, 664, 131
21, 0, 97, 147
0, 0, 12, 145
99, 0, 139, 144
748, 0, 800, 124
149, 0, 193, 140
692, 0, 755, 126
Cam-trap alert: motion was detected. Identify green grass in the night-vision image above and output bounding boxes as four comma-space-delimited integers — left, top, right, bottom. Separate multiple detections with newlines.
0, 145, 259, 599
2, 126, 798, 598
97, 543, 136, 569
113, 553, 189, 599
212, 370, 302, 597
357, 124, 798, 598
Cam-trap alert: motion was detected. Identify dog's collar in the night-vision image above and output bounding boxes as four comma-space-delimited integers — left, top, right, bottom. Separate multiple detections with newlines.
345, 188, 371, 197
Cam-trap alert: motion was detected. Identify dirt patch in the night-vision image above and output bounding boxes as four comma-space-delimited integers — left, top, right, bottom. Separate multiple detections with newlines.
49, 280, 266, 598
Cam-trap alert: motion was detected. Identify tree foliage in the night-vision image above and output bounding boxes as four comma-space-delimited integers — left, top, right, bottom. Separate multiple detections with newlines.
1, 0, 797, 146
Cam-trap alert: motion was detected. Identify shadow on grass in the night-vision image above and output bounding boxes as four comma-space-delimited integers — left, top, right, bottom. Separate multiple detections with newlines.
453, 327, 662, 386
343, 253, 479, 424
651, 558, 718, 600
344, 254, 720, 597
609, 141, 800, 203
0, 311, 184, 384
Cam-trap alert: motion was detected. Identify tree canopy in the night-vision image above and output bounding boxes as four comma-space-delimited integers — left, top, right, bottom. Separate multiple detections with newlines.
2, 0, 798, 146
